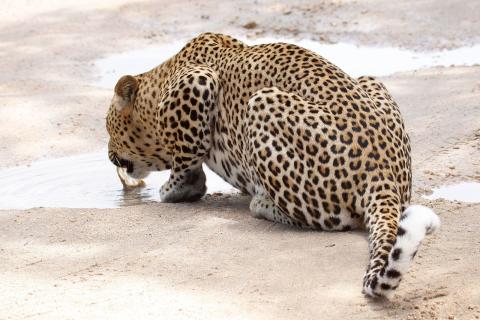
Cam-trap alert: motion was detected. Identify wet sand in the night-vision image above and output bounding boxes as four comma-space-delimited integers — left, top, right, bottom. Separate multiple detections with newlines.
0, 1, 479, 319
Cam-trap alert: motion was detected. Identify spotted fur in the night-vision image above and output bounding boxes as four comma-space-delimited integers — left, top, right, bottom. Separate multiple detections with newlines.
105, 33, 440, 297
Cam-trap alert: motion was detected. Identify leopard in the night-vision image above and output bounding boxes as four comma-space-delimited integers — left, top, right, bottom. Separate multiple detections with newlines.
105, 33, 440, 298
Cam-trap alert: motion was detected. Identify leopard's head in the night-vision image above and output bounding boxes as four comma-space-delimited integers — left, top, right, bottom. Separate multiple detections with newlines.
106, 75, 172, 179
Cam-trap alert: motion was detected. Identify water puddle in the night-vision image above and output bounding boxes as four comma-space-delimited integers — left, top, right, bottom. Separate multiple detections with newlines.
423, 182, 480, 203
95, 37, 480, 88
0, 152, 235, 209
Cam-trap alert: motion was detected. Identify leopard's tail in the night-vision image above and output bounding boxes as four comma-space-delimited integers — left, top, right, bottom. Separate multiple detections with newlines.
363, 205, 440, 297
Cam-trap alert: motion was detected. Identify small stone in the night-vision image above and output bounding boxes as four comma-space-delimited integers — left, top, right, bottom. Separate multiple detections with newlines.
243, 22, 258, 29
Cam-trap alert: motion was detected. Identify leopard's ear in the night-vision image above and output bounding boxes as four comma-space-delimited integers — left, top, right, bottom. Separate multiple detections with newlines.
113, 75, 139, 112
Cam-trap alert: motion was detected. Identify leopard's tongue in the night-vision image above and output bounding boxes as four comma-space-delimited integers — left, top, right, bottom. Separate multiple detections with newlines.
116, 167, 145, 189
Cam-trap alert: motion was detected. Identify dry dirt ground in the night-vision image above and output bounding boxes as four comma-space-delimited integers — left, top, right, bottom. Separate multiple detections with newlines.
1, 1, 479, 319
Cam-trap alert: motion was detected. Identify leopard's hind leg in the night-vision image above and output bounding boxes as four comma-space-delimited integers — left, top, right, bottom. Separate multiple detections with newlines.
246, 87, 347, 231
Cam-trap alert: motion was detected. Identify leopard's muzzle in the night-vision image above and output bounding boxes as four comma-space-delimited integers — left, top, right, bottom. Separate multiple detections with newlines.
108, 151, 134, 173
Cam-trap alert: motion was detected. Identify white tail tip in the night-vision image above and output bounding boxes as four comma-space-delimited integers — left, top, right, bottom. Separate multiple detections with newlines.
402, 205, 440, 236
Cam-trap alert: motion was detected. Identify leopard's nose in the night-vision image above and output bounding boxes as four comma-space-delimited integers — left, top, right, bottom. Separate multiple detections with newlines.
108, 151, 122, 167
108, 151, 134, 173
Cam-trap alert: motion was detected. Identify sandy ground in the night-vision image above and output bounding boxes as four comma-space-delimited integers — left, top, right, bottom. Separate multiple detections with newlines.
1, 1, 479, 319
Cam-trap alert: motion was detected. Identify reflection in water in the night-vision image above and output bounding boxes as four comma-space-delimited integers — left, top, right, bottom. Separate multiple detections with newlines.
423, 182, 480, 203
117, 186, 158, 207
0, 152, 235, 209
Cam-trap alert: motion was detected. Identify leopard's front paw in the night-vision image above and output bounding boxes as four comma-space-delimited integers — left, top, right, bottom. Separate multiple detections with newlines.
160, 168, 207, 203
